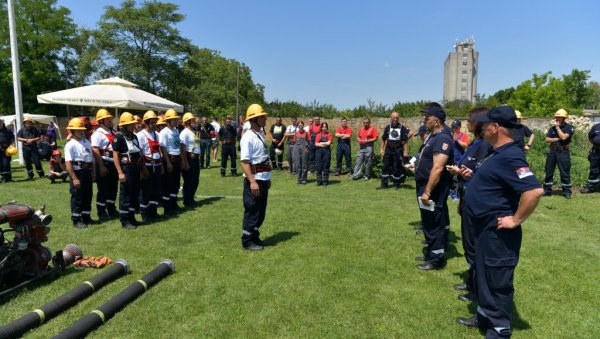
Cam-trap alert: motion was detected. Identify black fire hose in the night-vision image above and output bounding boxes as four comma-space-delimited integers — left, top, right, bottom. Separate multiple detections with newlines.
0, 259, 129, 339
52, 259, 174, 339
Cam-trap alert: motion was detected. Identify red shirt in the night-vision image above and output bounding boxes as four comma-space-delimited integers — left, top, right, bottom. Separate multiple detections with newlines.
293, 130, 309, 143
335, 126, 353, 137
357, 126, 378, 144
315, 132, 333, 144
309, 124, 321, 136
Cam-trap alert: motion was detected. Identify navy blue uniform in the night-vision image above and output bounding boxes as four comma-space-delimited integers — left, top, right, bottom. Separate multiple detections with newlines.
219, 124, 238, 176
464, 142, 541, 338
544, 123, 574, 194
0, 126, 14, 182
381, 123, 409, 187
112, 131, 142, 226
457, 137, 491, 290
415, 131, 454, 267
17, 127, 45, 179
512, 124, 532, 150
584, 123, 600, 191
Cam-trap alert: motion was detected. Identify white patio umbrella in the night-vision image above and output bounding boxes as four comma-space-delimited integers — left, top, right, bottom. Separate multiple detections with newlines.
37, 76, 183, 113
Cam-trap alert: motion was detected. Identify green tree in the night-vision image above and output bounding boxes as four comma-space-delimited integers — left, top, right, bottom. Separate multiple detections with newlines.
95, 0, 192, 103
181, 47, 264, 117
0, 0, 76, 114
561, 69, 591, 109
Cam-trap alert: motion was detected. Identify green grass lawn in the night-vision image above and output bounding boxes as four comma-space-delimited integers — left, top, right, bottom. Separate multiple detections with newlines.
0, 157, 599, 338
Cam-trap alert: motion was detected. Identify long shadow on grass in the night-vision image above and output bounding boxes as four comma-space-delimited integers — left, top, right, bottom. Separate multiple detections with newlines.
263, 231, 301, 247
197, 196, 225, 206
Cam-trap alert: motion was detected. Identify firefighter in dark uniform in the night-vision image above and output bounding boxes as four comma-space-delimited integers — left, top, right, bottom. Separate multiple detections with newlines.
268, 117, 286, 171
112, 112, 143, 230
414, 106, 453, 270
137, 110, 164, 221
218, 115, 238, 176
378, 112, 409, 190
0, 119, 15, 182
582, 122, 600, 193
91, 108, 119, 220
64, 118, 96, 228
240, 104, 272, 251
159, 109, 189, 215
512, 110, 535, 152
456, 106, 543, 339
446, 107, 492, 302
543, 109, 575, 199
17, 117, 45, 179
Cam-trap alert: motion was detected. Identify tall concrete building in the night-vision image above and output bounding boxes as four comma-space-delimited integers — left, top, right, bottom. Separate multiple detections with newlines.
443, 38, 478, 103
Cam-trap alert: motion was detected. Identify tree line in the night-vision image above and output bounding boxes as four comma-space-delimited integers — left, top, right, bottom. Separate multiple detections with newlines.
0, 0, 264, 117
1, 0, 599, 119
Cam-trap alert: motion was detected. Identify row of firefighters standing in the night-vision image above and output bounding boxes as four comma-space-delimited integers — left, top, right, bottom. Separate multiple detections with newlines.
61, 108, 239, 229
268, 115, 412, 188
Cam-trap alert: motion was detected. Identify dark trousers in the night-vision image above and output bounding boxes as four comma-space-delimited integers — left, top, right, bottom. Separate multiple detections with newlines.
381, 148, 404, 187
474, 227, 521, 339
118, 164, 140, 223
586, 149, 600, 188
140, 165, 161, 218
182, 156, 200, 205
242, 178, 269, 245
417, 182, 450, 267
459, 191, 476, 290
221, 144, 237, 175
23, 146, 44, 178
315, 147, 331, 184
269, 142, 284, 170
308, 141, 316, 171
335, 143, 351, 173
96, 161, 118, 216
162, 160, 181, 212
200, 139, 212, 168
0, 151, 11, 182
544, 150, 571, 193
70, 169, 93, 222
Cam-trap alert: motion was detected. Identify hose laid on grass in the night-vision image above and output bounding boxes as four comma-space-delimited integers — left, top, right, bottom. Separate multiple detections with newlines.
52, 259, 174, 339
0, 259, 129, 339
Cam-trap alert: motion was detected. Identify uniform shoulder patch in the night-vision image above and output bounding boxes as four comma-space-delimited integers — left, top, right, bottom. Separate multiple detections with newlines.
516, 167, 533, 179
442, 143, 448, 151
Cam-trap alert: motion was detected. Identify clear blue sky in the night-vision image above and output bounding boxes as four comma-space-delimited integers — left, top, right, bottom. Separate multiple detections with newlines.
57, 0, 600, 109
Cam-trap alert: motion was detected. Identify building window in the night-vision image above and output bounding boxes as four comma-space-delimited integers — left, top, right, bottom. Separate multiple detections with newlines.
462, 53, 468, 58
462, 70, 467, 75
463, 61, 468, 66
461, 95, 467, 100
461, 86, 467, 91
462, 78, 467, 83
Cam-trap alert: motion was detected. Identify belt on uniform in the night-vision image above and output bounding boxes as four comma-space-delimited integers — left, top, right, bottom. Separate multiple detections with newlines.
122, 158, 141, 166
550, 145, 569, 152
222, 139, 235, 144
386, 142, 403, 149
144, 158, 162, 165
73, 161, 93, 170
168, 155, 181, 162
251, 162, 272, 174
186, 152, 200, 159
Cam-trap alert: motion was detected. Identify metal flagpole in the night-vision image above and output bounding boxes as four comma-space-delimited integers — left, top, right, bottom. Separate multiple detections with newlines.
7, 0, 25, 165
